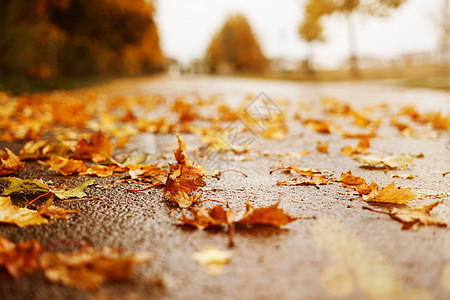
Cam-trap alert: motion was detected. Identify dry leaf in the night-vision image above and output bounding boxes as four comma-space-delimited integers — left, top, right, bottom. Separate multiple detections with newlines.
341, 137, 370, 156
180, 206, 230, 230
48, 156, 87, 176
363, 182, 416, 204
270, 163, 327, 176
276, 175, 333, 186
391, 174, 415, 179
81, 165, 115, 177
316, 141, 329, 153
168, 191, 202, 208
363, 201, 447, 230
338, 170, 377, 195
238, 201, 299, 227
354, 153, 414, 169
75, 132, 113, 163
39, 246, 154, 290
192, 247, 233, 276
1, 177, 95, 200
0, 235, 44, 277
163, 134, 206, 208
0, 148, 25, 175
174, 133, 191, 166
0, 196, 48, 227
39, 196, 79, 220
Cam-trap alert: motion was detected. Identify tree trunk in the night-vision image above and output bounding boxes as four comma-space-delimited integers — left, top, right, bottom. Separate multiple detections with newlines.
346, 13, 359, 78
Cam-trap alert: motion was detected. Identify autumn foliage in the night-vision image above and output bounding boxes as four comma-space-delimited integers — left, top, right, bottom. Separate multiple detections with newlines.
0, 0, 165, 79
205, 14, 268, 73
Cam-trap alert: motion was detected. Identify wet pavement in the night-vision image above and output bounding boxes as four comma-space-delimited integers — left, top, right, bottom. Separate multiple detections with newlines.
1, 75, 449, 300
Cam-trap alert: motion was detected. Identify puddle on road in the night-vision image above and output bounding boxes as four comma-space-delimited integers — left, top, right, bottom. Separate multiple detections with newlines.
313, 217, 431, 300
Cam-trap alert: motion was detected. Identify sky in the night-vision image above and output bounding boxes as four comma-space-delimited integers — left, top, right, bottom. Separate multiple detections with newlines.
155, 0, 446, 68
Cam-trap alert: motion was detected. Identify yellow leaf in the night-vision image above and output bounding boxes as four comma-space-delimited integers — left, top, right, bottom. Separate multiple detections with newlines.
363, 182, 415, 204
193, 247, 233, 276
0, 196, 48, 227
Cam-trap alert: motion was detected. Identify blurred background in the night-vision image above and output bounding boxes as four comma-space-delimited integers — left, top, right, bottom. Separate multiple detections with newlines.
1, 0, 449, 91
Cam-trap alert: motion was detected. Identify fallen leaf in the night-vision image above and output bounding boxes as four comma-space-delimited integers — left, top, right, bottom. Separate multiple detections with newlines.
270, 163, 327, 176
363, 201, 447, 230
354, 153, 414, 169
174, 133, 191, 166
0, 235, 44, 277
39, 246, 154, 290
303, 119, 331, 133
192, 247, 233, 276
180, 206, 230, 230
1, 177, 49, 196
338, 170, 377, 195
75, 132, 113, 163
316, 141, 329, 153
163, 165, 206, 206
0, 148, 25, 175
19, 140, 77, 160
1, 177, 95, 200
81, 165, 115, 177
52, 179, 96, 200
162, 135, 206, 208
238, 201, 299, 227
0, 196, 48, 227
341, 137, 370, 156
391, 174, 415, 179
276, 175, 333, 186
39, 196, 79, 220
363, 182, 416, 204
168, 191, 202, 209
48, 156, 87, 176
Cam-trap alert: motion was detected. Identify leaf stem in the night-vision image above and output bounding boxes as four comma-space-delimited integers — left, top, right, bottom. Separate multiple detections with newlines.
29, 189, 51, 205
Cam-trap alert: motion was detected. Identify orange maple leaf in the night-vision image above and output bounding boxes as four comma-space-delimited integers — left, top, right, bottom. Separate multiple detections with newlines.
363, 181, 416, 204
48, 156, 87, 176
75, 132, 113, 163
237, 201, 301, 227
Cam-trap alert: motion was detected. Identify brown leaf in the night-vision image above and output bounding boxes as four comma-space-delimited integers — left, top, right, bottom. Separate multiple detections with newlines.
391, 201, 447, 229
174, 133, 191, 166
48, 156, 87, 176
81, 165, 115, 177
363, 181, 416, 204
168, 191, 202, 209
341, 137, 370, 156
316, 141, 329, 153
270, 163, 327, 176
364, 201, 447, 230
75, 132, 113, 163
0, 235, 44, 278
276, 175, 333, 186
39, 197, 79, 220
39, 246, 154, 290
303, 119, 331, 133
338, 170, 377, 195
180, 206, 230, 230
0, 196, 48, 227
237, 201, 299, 227
0, 148, 25, 175
163, 164, 205, 195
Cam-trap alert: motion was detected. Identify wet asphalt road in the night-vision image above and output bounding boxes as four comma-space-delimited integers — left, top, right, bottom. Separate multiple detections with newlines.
0, 75, 449, 300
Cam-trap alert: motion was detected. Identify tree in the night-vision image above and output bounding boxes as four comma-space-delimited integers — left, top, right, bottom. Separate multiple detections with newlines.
0, 0, 164, 78
205, 14, 267, 73
298, 0, 333, 72
298, 0, 407, 76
